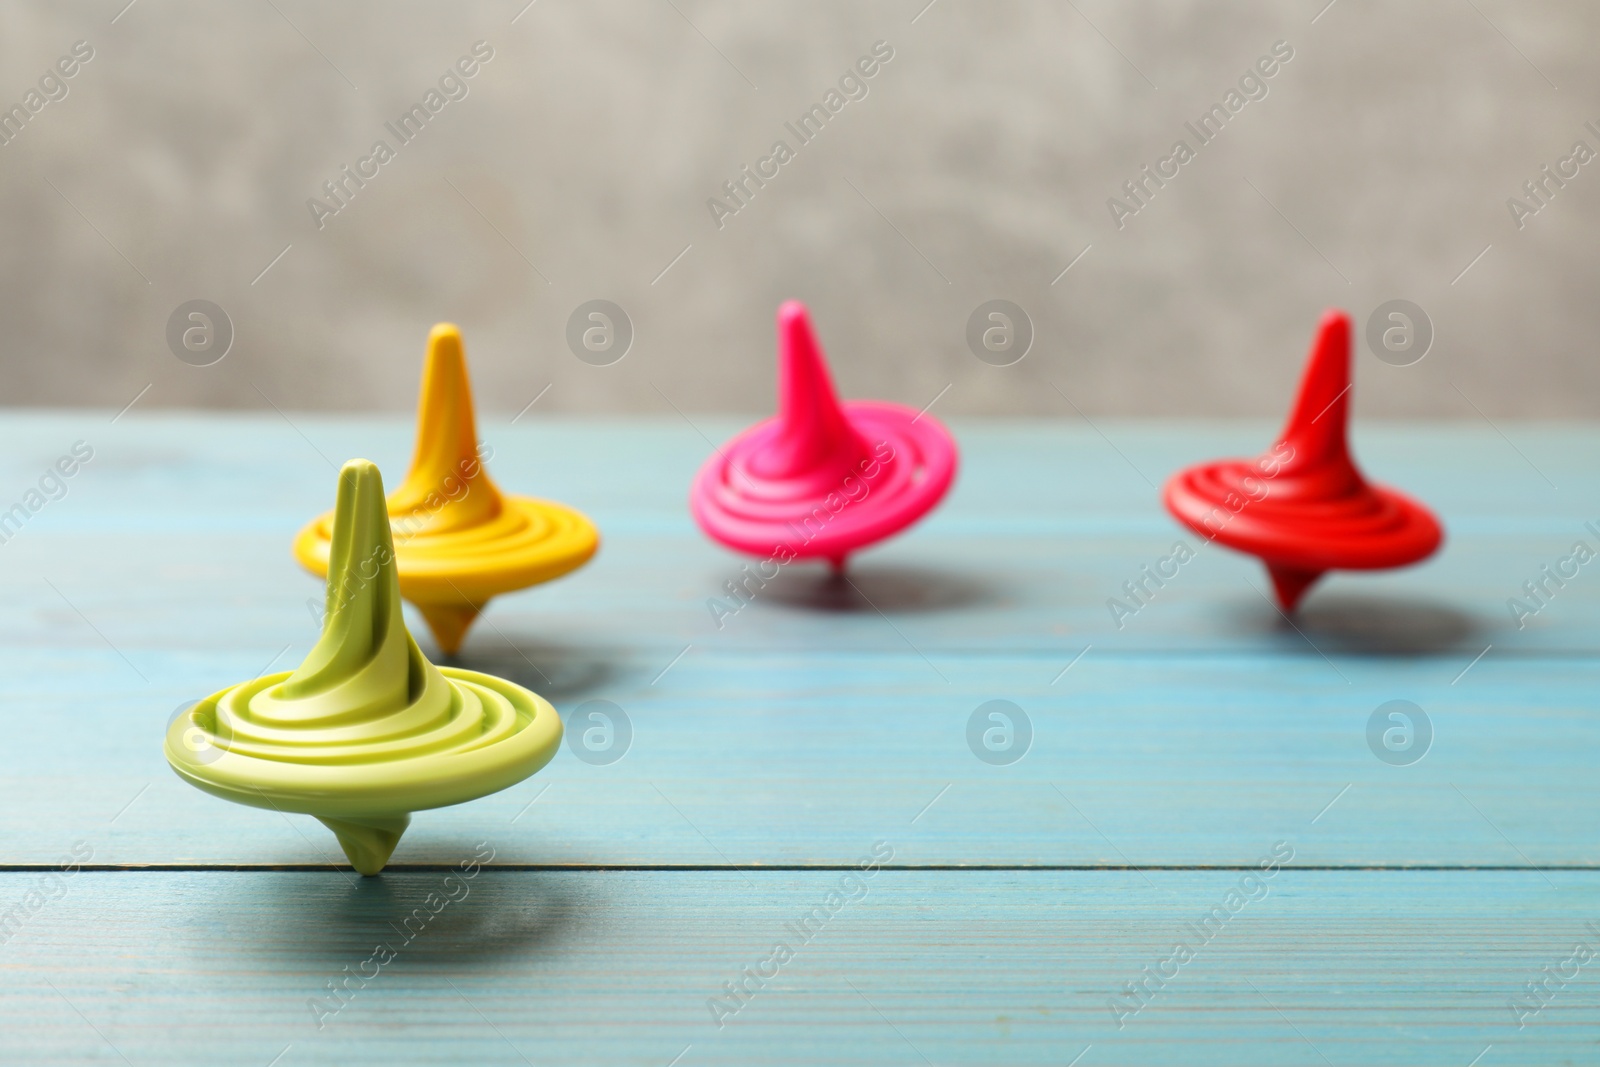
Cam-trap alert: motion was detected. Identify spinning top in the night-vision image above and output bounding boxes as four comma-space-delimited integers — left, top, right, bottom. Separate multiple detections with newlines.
1162, 309, 1443, 611
690, 301, 958, 569
167, 460, 563, 875
294, 323, 598, 654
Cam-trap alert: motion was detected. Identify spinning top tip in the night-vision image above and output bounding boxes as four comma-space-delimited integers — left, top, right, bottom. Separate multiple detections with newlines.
414, 322, 476, 442
318, 814, 411, 877
418, 602, 483, 656
1267, 564, 1323, 614
428, 320, 463, 347
776, 298, 808, 330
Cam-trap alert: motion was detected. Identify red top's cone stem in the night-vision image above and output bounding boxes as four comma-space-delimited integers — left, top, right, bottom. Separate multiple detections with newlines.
756, 301, 863, 479
1271, 310, 1361, 497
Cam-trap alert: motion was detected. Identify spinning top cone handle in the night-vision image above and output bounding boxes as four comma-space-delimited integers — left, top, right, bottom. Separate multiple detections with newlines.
690, 301, 959, 568
1261, 311, 1358, 608
1272, 310, 1359, 496
759, 301, 866, 479
168, 459, 563, 875
390, 323, 504, 535
1162, 309, 1443, 611
293, 324, 599, 655
387, 323, 500, 651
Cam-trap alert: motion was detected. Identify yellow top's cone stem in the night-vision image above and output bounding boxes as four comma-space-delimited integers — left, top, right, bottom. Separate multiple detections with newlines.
390, 323, 506, 537
291, 323, 601, 657
388, 323, 505, 653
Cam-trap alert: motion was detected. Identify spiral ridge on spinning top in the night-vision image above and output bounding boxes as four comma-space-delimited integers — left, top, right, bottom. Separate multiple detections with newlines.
168, 459, 563, 874
294, 323, 598, 653
690, 301, 958, 568
1163, 309, 1443, 610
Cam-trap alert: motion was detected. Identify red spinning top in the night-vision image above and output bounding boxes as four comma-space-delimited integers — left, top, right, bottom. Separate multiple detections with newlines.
1163, 309, 1443, 611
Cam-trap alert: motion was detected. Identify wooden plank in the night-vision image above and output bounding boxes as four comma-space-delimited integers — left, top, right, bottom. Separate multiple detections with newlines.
29, 413, 1588, 521
0, 417, 1594, 657
2, 648, 1594, 866
0, 416, 1590, 864
0, 869, 1592, 1065
7, 522, 1591, 656
0, 415, 1589, 1064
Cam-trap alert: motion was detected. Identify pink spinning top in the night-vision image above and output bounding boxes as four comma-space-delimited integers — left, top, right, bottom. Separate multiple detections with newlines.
690, 301, 958, 568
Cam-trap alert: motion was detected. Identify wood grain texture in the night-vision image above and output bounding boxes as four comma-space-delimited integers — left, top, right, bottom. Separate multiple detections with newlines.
1, 870, 1594, 1067
0, 414, 1589, 865
0, 416, 1592, 1063
0, 417, 1591, 660
2, 648, 1596, 866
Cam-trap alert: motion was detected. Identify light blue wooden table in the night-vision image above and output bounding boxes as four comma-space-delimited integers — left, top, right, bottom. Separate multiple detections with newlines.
1, 413, 1596, 1065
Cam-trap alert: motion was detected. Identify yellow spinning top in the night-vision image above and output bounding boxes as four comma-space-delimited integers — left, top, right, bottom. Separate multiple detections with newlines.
293, 323, 599, 654
166, 459, 563, 874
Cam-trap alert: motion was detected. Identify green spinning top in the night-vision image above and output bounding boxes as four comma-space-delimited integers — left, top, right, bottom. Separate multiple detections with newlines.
164, 459, 563, 874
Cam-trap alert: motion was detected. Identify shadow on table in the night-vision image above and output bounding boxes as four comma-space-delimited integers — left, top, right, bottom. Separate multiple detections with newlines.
1226, 593, 1489, 655
756, 562, 997, 614
441, 638, 618, 702
211, 869, 582, 968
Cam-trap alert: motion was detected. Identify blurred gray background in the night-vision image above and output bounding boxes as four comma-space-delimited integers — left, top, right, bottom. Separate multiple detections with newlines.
0, 0, 1594, 417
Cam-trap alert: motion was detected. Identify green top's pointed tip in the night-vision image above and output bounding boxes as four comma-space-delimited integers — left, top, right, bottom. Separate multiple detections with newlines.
326, 458, 397, 604
336, 458, 387, 521
340, 456, 381, 480
325, 457, 400, 624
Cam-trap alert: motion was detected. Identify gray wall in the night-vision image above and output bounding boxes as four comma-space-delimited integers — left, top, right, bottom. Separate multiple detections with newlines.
0, 0, 1594, 418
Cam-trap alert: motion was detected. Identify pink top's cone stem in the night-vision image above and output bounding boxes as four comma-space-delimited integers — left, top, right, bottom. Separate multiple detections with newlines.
754, 301, 863, 479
